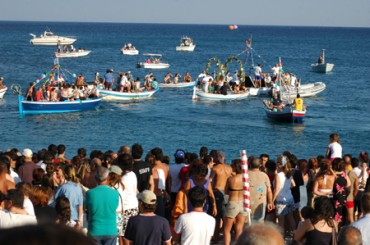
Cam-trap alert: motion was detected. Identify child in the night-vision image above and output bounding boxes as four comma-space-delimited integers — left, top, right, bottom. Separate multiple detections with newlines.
326, 133, 342, 160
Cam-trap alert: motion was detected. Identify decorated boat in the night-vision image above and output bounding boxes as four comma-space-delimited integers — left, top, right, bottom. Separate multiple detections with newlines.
55, 49, 91, 58
121, 43, 139, 55
158, 81, 195, 88
136, 54, 170, 69
263, 100, 306, 123
30, 30, 76, 46
0, 87, 7, 99
192, 87, 249, 101
311, 49, 334, 73
176, 36, 196, 52
99, 89, 159, 101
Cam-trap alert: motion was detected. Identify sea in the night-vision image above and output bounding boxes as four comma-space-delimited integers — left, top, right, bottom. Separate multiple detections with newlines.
0, 21, 369, 162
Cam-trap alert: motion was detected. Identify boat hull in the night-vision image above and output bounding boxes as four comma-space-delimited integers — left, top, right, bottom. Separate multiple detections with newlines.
19, 96, 101, 114
99, 89, 158, 101
30, 37, 76, 46
121, 49, 139, 55
136, 62, 170, 69
264, 107, 306, 123
311, 63, 334, 73
176, 44, 196, 52
158, 81, 195, 88
280, 82, 326, 100
0, 87, 7, 99
55, 50, 91, 58
193, 88, 249, 101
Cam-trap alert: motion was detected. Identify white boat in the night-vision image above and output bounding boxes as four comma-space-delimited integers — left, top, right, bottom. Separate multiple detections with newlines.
55, 50, 91, 58
99, 89, 158, 101
158, 81, 195, 88
176, 36, 196, 52
311, 49, 334, 73
192, 87, 249, 101
121, 43, 139, 55
136, 54, 170, 69
0, 87, 7, 99
30, 31, 76, 46
280, 82, 326, 100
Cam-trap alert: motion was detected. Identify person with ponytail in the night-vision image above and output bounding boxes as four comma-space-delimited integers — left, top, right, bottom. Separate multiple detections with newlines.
52, 165, 84, 229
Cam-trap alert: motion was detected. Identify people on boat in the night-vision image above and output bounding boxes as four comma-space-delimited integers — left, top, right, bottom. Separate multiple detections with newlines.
144, 74, 154, 91
163, 73, 173, 84
220, 82, 230, 95
25, 82, 36, 101
75, 74, 85, 87
50, 88, 58, 101
56, 40, 62, 53
318, 55, 324, 64
71, 85, 80, 100
70, 45, 75, 52
94, 72, 101, 85
59, 85, 70, 101
134, 77, 143, 92
103, 69, 114, 90
35, 87, 44, 101
271, 64, 280, 83
183, 72, 192, 83
89, 84, 99, 98
57, 74, 65, 86
63, 45, 68, 53
293, 93, 304, 111
269, 92, 284, 111
49, 73, 57, 86
197, 70, 206, 86
173, 73, 181, 84
254, 64, 263, 88
265, 73, 272, 87
0, 77, 6, 89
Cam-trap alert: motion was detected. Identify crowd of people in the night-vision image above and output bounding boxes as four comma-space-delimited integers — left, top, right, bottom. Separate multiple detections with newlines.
0, 133, 369, 245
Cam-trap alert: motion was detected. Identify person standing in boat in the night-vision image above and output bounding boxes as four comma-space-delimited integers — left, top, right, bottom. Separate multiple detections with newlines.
294, 94, 304, 111
318, 55, 324, 64
103, 69, 114, 90
25, 82, 36, 101
0, 77, 6, 90
56, 40, 61, 53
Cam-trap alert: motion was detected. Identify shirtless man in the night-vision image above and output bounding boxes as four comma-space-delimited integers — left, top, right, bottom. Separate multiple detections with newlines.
151, 147, 169, 218
0, 156, 15, 196
210, 150, 232, 242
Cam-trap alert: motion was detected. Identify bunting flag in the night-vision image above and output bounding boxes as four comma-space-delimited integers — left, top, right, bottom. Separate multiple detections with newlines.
241, 149, 251, 224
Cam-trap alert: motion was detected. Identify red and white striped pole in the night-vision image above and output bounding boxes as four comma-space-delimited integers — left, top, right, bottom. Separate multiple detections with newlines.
241, 150, 251, 225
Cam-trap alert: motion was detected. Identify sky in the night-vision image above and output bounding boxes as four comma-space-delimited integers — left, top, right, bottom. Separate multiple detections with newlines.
1, 0, 369, 28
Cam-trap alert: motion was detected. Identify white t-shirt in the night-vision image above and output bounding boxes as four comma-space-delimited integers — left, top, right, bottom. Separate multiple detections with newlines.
328, 142, 342, 158
120, 75, 128, 86
175, 211, 215, 245
113, 183, 125, 213
169, 163, 187, 193
23, 198, 35, 216
276, 172, 294, 203
254, 66, 262, 76
10, 169, 21, 184
121, 171, 139, 210
272, 66, 280, 76
0, 210, 37, 229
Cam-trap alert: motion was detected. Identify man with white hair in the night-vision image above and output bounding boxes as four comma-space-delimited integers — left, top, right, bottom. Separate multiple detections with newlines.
18, 149, 38, 185
351, 193, 370, 244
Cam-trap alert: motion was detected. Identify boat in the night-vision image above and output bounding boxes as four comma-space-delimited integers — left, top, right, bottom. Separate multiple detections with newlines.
176, 36, 196, 52
99, 89, 159, 101
121, 43, 139, 55
280, 81, 326, 100
18, 96, 101, 115
0, 87, 7, 99
30, 31, 76, 46
192, 87, 249, 101
55, 49, 91, 58
136, 54, 170, 69
311, 49, 334, 73
263, 100, 306, 123
158, 81, 195, 88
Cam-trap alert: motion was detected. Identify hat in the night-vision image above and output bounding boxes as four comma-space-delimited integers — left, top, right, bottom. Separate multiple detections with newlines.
22, 148, 33, 158
95, 166, 110, 181
110, 165, 122, 176
175, 150, 185, 159
138, 190, 157, 205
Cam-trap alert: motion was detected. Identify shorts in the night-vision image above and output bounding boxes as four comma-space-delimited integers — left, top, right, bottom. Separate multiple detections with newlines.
116, 213, 125, 236
213, 189, 224, 219
224, 201, 248, 218
122, 208, 138, 236
275, 200, 295, 216
255, 75, 261, 80
346, 201, 354, 209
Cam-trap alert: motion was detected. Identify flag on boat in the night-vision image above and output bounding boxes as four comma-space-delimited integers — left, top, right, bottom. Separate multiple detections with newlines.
241, 150, 251, 224
246, 39, 251, 50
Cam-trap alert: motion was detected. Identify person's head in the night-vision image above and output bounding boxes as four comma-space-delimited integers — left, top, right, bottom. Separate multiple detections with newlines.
150, 147, 163, 162
192, 164, 208, 181
318, 159, 333, 177
361, 193, 370, 214
116, 153, 133, 173
174, 149, 185, 164
217, 151, 225, 164
199, 146, 208, 159
359, 151, 369, 164
236, 222, 284, 245
300, 206, 314, 220
131, 143, 143, 159
16, 182, 33, 198
329, 133, 340, 143
266, 160, 277, 173
77, 148, 86, 158
95, 166, 110, 184
4, 189, 24, 209
312, 196, 334, 226
22, 148, 33, 161
332, 158, 346, 172
343, 154, 352, 164
188, 186, 207, 208
337, 226, 362, 245
259, 154, 269, 168
30, 186, 51, 207
55, 196, 71, 225
118, 145, 131, 155
57, 144, 66, 155
231, 159, 242, 174
63, 165, 79, 183
203, 155, 214, 168
351, 157, 360, 168
308, 157, 318, 170
108, 165, 123, 187
298, 159, 308, 174
250, 158, 261, 169
138, 190, 157, 213
277, 155, 292, 178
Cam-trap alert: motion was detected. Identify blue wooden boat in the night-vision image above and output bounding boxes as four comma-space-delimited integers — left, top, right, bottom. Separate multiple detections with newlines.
18, 96, 102, 115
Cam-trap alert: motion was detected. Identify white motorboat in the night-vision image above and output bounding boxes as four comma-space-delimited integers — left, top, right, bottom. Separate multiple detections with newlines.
136, 54, 170, 69
99, 89, 158, 101
121, 43, 139, 55
311, 49, 334, 73
30, 31, 76, 46
192, 87, 249, 101
158, 81, 195, 88
280, 82, 326, 100
176, 36, 196, 52
0, 87, 7, 99
55, 49, 91, 58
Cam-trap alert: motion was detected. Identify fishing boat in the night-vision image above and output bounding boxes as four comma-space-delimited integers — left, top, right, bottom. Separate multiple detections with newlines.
280, 82, 326, 100
30, 31, 76, 46
311, 49, 334, 73
99, 89, 159, 101
136, 54, 170, 69
0, 87, 7, 99
176, 36, 196, 52
121, 43, 139, 55
158, 81, 195, 88
263, 100, 306, 123
192, 87, 249, 101
55, 49, 91, 58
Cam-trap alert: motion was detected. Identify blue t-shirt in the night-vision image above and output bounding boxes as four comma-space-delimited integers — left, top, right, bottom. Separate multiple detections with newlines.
104, 73, 114, 83
53, 181, 83, 221
85, 185, 119, 236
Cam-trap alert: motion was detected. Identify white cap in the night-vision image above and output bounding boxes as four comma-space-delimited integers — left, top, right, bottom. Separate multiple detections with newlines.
22, 148, 33, 158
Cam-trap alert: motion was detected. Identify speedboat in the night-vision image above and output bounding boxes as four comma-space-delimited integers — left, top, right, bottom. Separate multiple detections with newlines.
30, 31, 76, 46
176, 36, 196, 52
280, 82, 326, 100
136, 54, 170, 69
0, 87, 7, 99
158, 81, 195, 88
55, 49, 91, 58
99, 89, 159, 101
263, 100, 306, 123
121, 43, 139, 55
192, 87, 249, 101
311, 49, 334, 73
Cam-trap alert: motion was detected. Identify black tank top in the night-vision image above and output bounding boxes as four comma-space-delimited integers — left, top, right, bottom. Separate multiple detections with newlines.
306, 228, 332, 245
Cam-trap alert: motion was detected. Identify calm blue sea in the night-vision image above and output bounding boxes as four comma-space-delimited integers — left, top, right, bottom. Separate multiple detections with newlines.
0, 21, 370, 161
